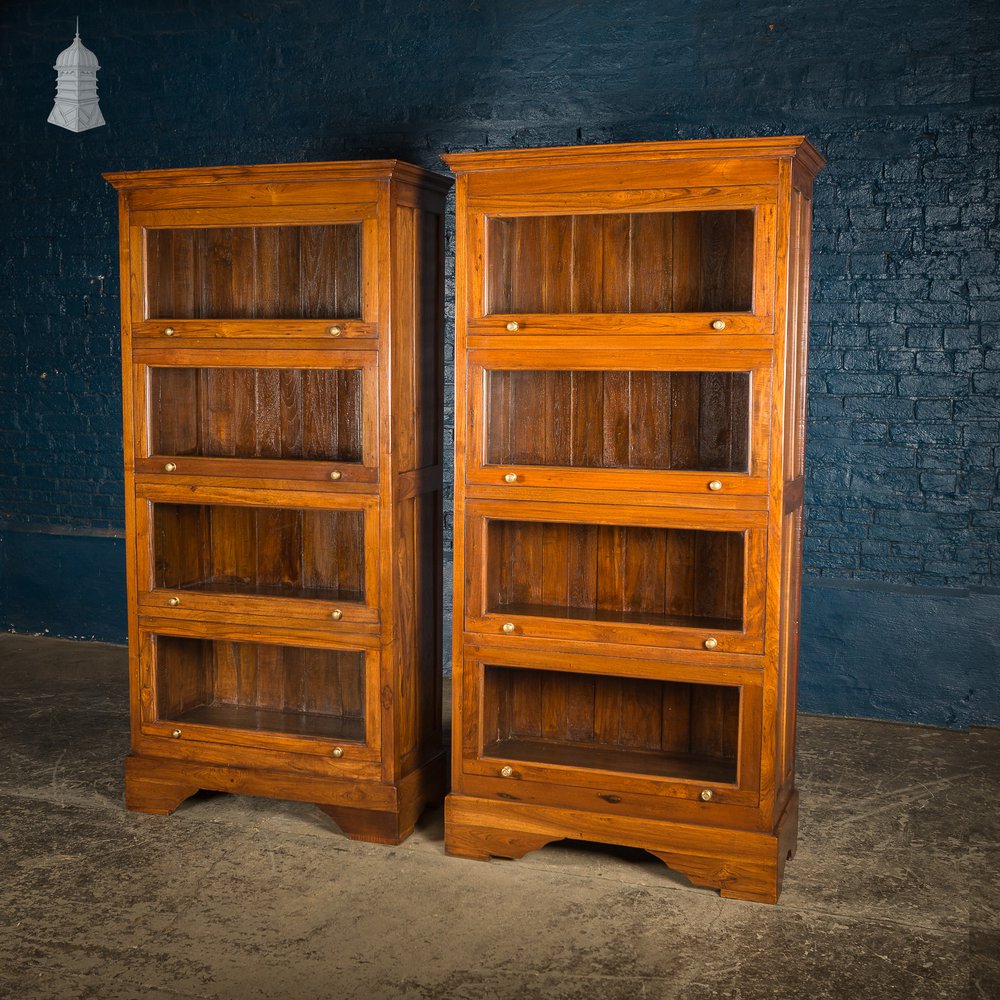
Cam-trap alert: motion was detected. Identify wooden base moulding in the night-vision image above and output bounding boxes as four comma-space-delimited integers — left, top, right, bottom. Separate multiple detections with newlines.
445, 791, 798, 905
125, 751, 447, 845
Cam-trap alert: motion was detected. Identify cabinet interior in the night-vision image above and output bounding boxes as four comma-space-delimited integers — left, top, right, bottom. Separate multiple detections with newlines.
486, 520, 744, 631
145, 224, 361, 319
483, 665, 739, 782
153, 502, 364, 602
155, 635, 365, 739
150, 367, 363, 462
487, 210, 754, 315
485, 370, 750, 472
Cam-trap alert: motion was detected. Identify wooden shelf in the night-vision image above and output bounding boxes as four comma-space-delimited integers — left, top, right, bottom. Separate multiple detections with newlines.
484, 737, 737, 784
171, 703, 366, 741
489, 601, 741, 633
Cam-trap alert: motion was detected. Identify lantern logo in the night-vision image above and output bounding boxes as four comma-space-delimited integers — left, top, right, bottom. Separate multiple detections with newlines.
48, 20, 105, 133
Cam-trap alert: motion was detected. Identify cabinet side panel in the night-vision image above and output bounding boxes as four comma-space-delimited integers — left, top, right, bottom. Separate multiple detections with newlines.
777, 185, 813, 797
393, 491, 444, 774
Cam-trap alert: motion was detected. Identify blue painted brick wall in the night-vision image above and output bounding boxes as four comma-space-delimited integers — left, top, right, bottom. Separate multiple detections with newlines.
0, 1, 997, 723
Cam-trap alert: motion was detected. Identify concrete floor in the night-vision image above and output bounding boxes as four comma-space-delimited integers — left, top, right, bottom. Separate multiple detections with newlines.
0, 633, 996, 1000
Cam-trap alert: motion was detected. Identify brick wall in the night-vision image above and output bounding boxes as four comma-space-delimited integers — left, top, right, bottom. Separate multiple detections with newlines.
0, 1, 996, 722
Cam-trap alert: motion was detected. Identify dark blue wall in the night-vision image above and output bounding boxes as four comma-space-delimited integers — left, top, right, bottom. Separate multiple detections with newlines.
0, 1, 996, 726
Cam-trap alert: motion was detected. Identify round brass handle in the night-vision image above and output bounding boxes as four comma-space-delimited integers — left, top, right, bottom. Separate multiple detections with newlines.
163, 327, 175, 337
700, 789, 714, 801
502, 622, 515, 634
704, 637, 718, 650
332, 746, 344, 758
505, 320, 520, 332
503, 472, 518, 483
330, 609, 343, 621
328, 325, 342, 337
163, 462, 177, 473
708, 480, 723, 492
171, 729, 182, 739
711, 319, 727, 331
329, 470, 343, 481
167, 597, 180, 607
500, 765, 514, 778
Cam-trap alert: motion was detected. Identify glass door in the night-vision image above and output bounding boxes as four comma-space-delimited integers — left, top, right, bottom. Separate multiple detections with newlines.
459, 646, 762, 808
467, 193, 776, 337
467, 349, 771, 497
138, 627, 381, 765
134, 351, 378, 485
130, 205, 379, 341
465, 499, 767, 654
136, 487, 380, 631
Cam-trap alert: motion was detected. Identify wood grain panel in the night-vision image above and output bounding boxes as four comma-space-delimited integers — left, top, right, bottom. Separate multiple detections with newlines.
487, 210, 754, 315
486, 520, 745, 631
152, 502, 364, 601
145, 224, 362, 320
485, 370, 752, 473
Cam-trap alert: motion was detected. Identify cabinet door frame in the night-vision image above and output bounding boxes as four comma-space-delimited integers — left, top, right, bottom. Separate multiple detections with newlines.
460, 643, 762, 807
136, 621, 382, 768
135, 485, 380, 632
464, 186, 777, 337
129, 204, 380, 341
466, 347, 772, 498
132, 348, 380, 487
464, 498, 767, 655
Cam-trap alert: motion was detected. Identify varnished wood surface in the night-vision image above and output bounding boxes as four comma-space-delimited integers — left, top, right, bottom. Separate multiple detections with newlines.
107, 160, 449, 841
446, 138, 821, 901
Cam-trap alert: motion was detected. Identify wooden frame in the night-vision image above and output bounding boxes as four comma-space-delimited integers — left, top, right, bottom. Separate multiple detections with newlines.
106, 159, 450, 845
444, 137, 824, 903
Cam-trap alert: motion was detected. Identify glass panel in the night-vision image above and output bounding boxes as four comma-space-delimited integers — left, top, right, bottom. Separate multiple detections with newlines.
150, 367, 363, 462
485, 370, 750, 472
487, 211, 754, 315
153, 503, 364, 602
483, 665, 738, 782
486, 521, 744, 631
155, 635, 365, 740
145, 224, 362, 319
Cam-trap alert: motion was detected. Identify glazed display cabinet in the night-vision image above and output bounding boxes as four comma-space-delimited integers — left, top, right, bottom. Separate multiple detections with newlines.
443, 137, 824, 902
105, 160, 449, 844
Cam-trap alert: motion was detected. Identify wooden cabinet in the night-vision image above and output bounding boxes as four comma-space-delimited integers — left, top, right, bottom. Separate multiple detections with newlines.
105, 161, 450, 844
443, 138, 824, 902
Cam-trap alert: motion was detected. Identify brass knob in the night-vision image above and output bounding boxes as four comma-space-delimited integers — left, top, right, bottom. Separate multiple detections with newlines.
505, 320, 519, 332
167, 596, 180, 607
171, 729, 182, 739
500, 765, 514, 778
329, 470, 343, 481
332, 746, 344, 758
328, 325, 342, 336
502, 622, 515, 634
330, 609, 343, 621
503, 472, 518, 483
163, 327, 175, 337
700, 789, 714, 801
711, 319, 726, 331
708, 480, 723, 491
704, 637, 718, 650
163, 462, 177, 473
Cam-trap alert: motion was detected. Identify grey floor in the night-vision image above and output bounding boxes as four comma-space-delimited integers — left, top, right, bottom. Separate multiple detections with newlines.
0, 633, 996, 1000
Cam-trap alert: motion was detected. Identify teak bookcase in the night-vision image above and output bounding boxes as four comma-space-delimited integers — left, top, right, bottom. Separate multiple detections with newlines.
104, 160, 450, 844
443, 137, 824, 902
